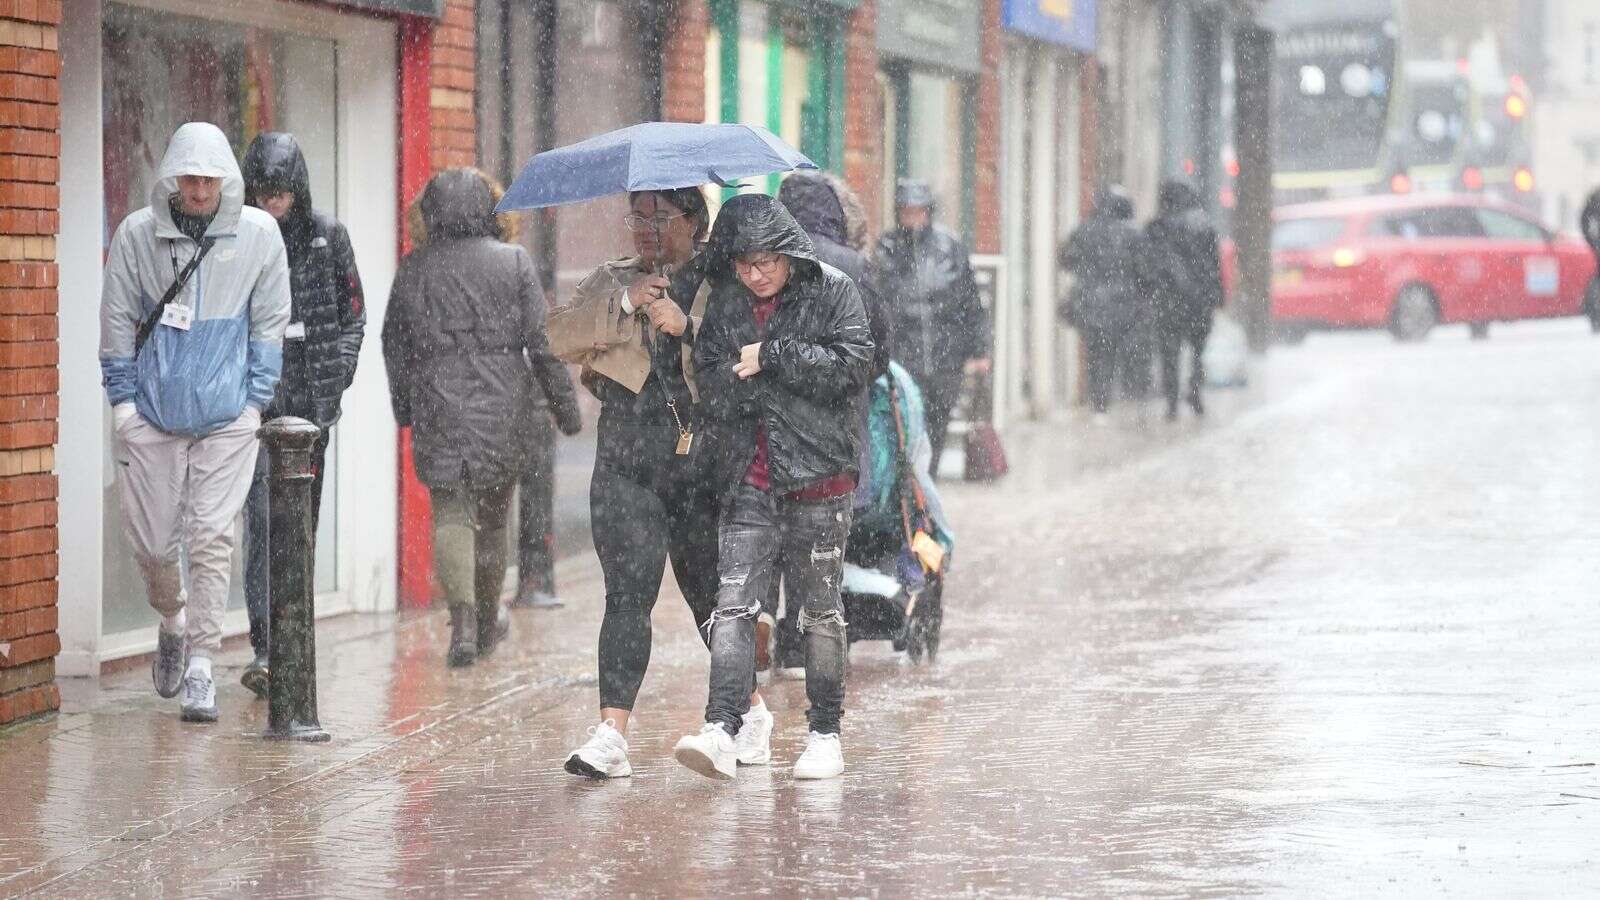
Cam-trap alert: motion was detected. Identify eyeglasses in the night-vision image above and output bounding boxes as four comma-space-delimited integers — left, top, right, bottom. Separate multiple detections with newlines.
623, 212, 685, 232
733, 254, 785, 277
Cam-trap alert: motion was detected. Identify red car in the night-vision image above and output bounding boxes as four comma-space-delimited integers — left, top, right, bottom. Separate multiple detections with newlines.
1270, 194, 1599, 342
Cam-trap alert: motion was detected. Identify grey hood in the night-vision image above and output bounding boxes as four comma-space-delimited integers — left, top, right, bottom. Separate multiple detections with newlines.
151, 122, 246, 240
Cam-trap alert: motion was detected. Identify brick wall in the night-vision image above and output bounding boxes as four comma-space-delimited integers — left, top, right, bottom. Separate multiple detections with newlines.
662, 0, 708, 123
973, 0, 1002, 254
841, 0, 881, 233
0, 0, 59, 727
431, 0, 476, 171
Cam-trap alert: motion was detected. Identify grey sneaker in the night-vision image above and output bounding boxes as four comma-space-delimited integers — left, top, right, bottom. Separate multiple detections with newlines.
152, 628, 187, 699
180, 668, 218, 723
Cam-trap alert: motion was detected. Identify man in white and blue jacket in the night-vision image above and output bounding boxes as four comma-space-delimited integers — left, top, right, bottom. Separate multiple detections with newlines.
99, 122, 291, 723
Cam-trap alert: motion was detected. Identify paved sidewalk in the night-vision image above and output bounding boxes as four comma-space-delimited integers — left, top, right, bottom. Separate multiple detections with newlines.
5, 322, 1600, 897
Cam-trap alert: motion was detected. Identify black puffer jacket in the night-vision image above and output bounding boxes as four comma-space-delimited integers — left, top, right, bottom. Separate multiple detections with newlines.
1059, 188, 1151, 334
871, 217, 987, 379
240, 133, 365, 429
694, 194, 875, 494
778, 172, 892, 379
382, 169, 580, 488
1145, 181, 1223, 332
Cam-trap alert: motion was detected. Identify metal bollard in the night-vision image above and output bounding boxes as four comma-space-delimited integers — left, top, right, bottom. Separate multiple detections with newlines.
260, 416, 331, 743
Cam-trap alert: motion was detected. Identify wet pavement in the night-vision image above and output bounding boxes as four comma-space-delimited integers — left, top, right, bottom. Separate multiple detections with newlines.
4, 319, 1599, 897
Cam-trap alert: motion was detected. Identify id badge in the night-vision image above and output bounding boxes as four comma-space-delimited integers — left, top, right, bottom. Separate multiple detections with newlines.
160, 303, 193, 331
675, 431, 695, 456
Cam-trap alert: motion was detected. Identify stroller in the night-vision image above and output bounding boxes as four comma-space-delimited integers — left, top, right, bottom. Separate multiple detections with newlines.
839, 362, 956, 663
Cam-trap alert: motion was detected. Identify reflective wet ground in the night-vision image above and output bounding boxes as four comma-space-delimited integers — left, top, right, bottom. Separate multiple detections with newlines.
4, 320, 1598, 897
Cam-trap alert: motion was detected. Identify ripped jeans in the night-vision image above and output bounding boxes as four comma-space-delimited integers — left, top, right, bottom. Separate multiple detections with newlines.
705, 483, 852, 736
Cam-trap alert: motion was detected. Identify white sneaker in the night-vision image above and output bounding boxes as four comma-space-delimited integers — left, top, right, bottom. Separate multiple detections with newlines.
673, 723, 737, 781
792, 731, 844, 780
734, 702, 773, 766
179, 667, 217, 724
564, 720, 631, 779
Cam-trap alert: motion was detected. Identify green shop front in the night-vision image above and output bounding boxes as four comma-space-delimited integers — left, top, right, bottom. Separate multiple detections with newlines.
703, 0, 855, 194
875, 0, 983, 240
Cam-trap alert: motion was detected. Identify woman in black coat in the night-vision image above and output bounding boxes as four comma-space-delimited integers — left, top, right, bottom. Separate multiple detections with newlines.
1145, 180, 1224, 419
382, 168, 581, 667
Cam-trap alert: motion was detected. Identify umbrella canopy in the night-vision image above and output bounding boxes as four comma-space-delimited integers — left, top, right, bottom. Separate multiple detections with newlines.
496, 122, 818, 212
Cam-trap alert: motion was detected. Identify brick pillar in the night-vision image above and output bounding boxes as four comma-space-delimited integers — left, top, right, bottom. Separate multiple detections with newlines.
1078, 55, 1100, 220
842, 0, 881, 233
0, 0, 60, 727
662, 0, 708, 123
972, 0, 1002, 254
431, 0, 477, 171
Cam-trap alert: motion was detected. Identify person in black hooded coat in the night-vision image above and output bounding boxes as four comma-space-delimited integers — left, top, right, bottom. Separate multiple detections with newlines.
382, 168, 581, 668
237, 132, 366, 696
1060, 185, 1151, 415
1145, 180, 1223, 419
675, 193, 873, 781
779, 172, 892, 379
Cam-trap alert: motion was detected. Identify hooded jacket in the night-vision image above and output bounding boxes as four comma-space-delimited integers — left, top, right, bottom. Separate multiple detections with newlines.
778, 172, 892, 379
870, 209, 988, 379
381, 169, 581, 488
1059, 187, 1150, 334
241, 133, 366, 429
693, 194, 875, 494
1144, 181, 1223, 330
100, 122, 291, 437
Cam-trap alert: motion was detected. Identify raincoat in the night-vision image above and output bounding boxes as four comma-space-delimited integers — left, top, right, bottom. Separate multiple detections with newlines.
240, 133, 366, 429
694, 194, 875, 494
100, 122, 291, 437
1145, 181, 1223, 334
1059, 189, 1150, 335
870, 212, 988, 380
382, 169, 581, 488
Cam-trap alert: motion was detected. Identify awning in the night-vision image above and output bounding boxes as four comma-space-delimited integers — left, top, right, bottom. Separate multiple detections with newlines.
319, 0, 445, 18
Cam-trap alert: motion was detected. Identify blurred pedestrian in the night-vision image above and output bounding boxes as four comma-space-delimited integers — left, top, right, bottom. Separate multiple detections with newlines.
1581, 188, 1600, 331
872, 178, 989, 476
554, 186, 777, 779
99, 122, 291, 723
675, 194, 874, 782
237, 132, 366, 699
1060, 185, 1149, 418
382, 168, 581, 669
1145, 180, 1223, 420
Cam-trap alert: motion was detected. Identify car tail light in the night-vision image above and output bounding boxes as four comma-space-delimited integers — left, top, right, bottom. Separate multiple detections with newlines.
1331, 247, 1365, 268
1390, 173, 1413, 194
1514, 167, 1535, 192
1462, 167, 1484, 191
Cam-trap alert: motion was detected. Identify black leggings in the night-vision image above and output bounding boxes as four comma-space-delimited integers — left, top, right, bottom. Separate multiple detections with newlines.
591, 419, 721, 712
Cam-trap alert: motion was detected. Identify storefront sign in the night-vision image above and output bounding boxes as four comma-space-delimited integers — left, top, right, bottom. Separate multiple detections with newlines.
323, 0, 445, 17
877, 0, 982, 74
1002, 0, 1096, 51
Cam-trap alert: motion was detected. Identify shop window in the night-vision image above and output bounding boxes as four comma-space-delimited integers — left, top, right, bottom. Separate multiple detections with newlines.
101, 2, 341, 636
880, 65, 975, 241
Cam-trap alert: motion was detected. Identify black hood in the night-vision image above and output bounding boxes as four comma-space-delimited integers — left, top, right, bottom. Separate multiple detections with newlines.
1094, 185, 1135, 220
778, 172, 849, 247
706, 193, 819, 280
241, 132, 312, 223
1157, 180, 1202, 217
420, 168, 500, 240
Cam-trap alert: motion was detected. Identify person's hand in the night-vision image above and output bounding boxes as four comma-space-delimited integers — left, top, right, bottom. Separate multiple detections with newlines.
734, 342, 763, 379
629, 274, 671, 311
555, 408, 582, 437
643, 297, 688, 336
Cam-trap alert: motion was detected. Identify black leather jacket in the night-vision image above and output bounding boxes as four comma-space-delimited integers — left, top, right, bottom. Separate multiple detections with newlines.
871, 222, 988, 379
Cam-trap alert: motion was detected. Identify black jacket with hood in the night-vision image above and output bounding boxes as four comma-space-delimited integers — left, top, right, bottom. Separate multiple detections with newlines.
870, 214, 987, 380
777, 172, 892, 379
1144, 181, 1223, 331
240, 133, 365, 429
381, 169, 581, 488
693, 194, 875, 495
1060, 187, 1151, 335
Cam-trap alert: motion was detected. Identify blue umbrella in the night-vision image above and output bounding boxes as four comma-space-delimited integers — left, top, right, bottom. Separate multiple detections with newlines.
496, 121, 818, 212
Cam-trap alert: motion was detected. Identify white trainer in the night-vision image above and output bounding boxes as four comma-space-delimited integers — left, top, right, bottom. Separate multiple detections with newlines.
792, 731, 844, 780
564, 720, 632, 779
179, 667, 217, 724
673, 723, 737, 781
734, 702, 773, 766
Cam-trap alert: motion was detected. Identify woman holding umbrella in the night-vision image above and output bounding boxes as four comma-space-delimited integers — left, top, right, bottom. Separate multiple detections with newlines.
558, 187, 774, 779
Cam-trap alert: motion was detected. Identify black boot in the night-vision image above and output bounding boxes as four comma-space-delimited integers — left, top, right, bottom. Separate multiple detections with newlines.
448, 605, 478, 668
240, 652, 270, 699
477, 596, 509, 657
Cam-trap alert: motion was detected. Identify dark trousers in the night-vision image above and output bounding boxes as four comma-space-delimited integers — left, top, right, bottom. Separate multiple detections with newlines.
911, 367, 962, 479
706, 484, 851, 736
591, 420, 721, 712
1081, 326, 1128, 413
517, 414, 556, 593
1158, 319, 1212, 413
244, 432, 329, 658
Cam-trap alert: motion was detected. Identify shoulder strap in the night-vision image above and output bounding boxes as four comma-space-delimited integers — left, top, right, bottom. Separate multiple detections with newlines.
135, 237, 216, 356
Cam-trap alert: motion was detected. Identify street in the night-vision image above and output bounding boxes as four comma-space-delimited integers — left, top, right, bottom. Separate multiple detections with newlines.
3, 319, 1598, 897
